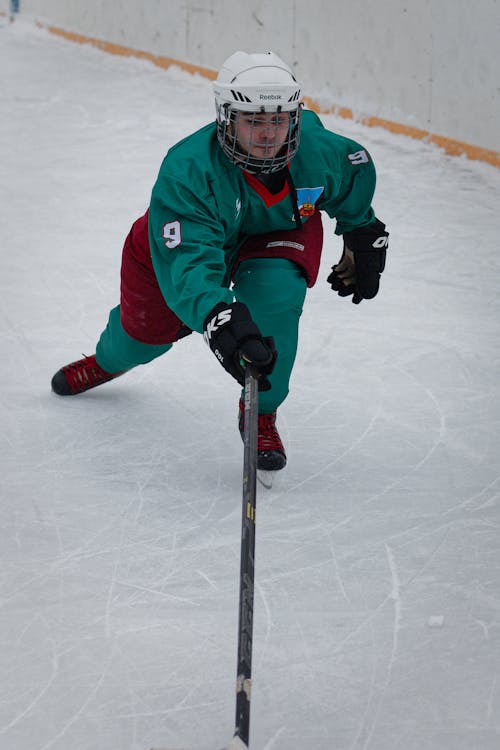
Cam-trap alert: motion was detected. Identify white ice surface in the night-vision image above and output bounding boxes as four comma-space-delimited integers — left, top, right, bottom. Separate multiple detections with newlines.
1, 18, 500, 750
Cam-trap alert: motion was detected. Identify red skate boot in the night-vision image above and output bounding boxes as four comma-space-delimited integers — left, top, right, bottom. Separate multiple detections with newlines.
51, 354, 125, 396
238, 399, 287, 472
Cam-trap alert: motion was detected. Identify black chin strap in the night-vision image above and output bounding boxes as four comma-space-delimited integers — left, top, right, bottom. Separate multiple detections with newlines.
285, 168, 303, 231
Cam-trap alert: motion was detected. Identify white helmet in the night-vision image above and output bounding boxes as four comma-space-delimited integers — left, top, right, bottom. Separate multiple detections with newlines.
213, 51, 303, 173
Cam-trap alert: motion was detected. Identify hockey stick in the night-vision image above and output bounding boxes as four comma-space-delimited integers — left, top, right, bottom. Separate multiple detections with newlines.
150, 366, 259, 750
230, 364, 259, 749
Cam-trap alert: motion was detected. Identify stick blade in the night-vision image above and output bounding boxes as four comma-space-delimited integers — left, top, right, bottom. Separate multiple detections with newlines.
227, 738, 248, 750
149, 738, 247, 750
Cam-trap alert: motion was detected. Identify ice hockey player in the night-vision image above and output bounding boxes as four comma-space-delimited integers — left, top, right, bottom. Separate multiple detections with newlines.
51, 50, 388, 474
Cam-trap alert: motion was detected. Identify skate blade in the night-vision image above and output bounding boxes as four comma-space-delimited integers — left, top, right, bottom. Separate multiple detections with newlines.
257, 470, 276, 489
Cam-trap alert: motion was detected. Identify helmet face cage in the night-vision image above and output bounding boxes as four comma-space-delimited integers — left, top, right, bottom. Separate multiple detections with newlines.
216, 104, 302, 174
213, 51, 303, 174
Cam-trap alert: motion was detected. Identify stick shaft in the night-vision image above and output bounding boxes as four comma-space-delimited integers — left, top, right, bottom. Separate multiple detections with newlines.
233, 367, 258, 747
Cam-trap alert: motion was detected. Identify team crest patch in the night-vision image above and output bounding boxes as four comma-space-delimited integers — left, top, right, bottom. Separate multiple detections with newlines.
296, 186, 324, 217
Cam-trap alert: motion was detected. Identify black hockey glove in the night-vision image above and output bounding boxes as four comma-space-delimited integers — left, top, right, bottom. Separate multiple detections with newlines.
327, 218, 388, 304
203, 301, 277, 391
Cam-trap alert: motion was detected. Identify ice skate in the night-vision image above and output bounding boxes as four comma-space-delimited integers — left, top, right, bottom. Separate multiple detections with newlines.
51, 354, 125, 396
238, 399, 287, 478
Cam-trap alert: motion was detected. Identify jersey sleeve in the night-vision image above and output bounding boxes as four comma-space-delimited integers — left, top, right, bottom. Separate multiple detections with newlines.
320, 136, 377, 235
148, 168, 234, 333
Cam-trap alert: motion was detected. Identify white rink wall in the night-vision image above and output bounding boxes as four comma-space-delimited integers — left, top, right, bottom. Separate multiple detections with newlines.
9, 0, 500, 156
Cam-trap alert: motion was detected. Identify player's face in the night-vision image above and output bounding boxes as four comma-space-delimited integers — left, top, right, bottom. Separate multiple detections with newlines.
232, 111, 290, 160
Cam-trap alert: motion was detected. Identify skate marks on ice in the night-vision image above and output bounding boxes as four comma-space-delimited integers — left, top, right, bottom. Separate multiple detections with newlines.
257, 345, 500, 746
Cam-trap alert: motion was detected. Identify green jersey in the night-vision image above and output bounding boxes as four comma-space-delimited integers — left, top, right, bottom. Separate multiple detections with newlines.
148, 109, 376, 333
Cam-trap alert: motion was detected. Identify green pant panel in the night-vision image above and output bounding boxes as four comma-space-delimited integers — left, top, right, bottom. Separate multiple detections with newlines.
96, 259, 306, 413
233, 258, 307, 413
96, 306, 172, 373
